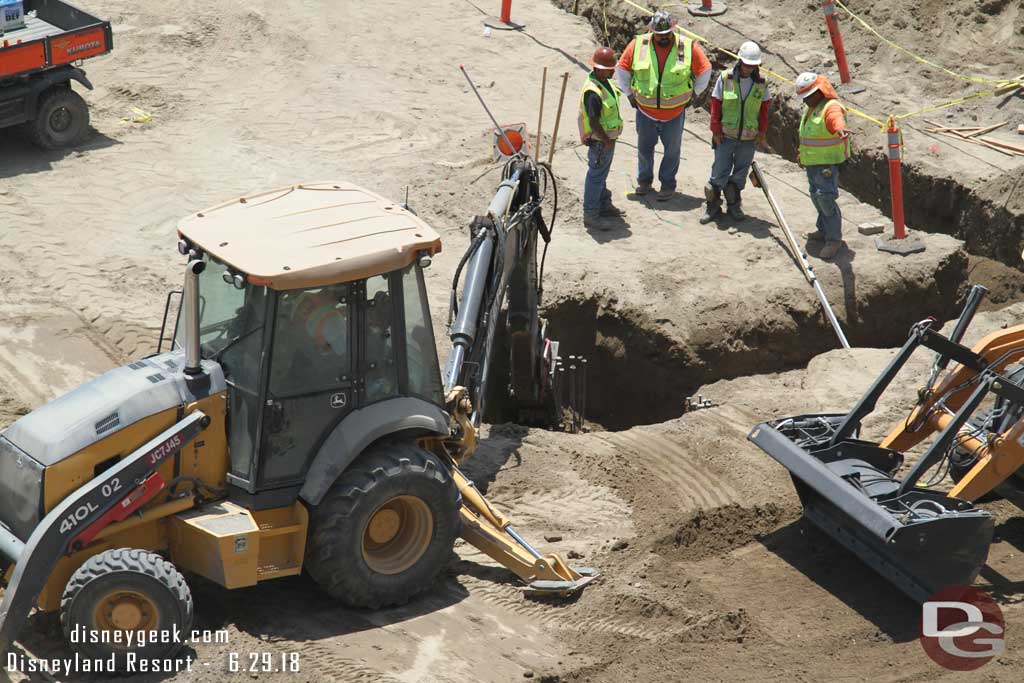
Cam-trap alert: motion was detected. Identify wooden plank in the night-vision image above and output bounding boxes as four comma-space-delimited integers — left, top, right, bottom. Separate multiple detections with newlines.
994, 74, 1024, 96
977, 136, 1024, 154
925, 126, 985, 133
966, 121, 1008, 138
924, 125, 1020, 157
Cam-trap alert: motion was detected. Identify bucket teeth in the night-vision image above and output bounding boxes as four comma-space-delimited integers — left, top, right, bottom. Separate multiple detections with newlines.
525, 568, 599, 598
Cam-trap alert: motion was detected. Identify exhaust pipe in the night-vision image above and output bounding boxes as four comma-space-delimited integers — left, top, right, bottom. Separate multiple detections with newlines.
182, 259, 210, 392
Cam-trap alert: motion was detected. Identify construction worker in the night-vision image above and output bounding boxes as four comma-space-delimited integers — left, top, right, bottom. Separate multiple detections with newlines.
615, 10, 712, 201
578, 46, 625, 230
700, 41, 772, 224
796, 72, 851, 260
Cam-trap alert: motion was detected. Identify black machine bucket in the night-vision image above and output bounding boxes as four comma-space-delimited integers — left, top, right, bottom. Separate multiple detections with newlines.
749, 414, 994, 603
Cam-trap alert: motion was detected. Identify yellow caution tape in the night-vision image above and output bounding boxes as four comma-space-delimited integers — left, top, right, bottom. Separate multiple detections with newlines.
894, 85, 1010, 122
614, 0, 1019, 131
834, 0, 1019, 87
617, 0, 885, 126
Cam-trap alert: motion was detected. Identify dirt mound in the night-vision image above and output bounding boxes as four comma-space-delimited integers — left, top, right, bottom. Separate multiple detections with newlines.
657, 503, 790, 561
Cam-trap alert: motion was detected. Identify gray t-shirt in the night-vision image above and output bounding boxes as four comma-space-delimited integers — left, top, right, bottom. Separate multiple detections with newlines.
712, 73, 772, 102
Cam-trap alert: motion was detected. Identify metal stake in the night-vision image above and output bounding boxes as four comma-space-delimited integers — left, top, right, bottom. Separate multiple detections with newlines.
750, 161, 850, 349
460, 65, 521, 159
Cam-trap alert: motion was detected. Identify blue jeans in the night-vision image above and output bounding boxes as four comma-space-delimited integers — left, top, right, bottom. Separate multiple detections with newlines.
709, 137, 756, 191
806, 164, 842, 241
636, 111, 684, 190
584, 141, 615, 215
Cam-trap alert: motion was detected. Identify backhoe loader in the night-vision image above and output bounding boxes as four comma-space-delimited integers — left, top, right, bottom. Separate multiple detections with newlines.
0, 158, 594, 669
749, 284, 1024, 603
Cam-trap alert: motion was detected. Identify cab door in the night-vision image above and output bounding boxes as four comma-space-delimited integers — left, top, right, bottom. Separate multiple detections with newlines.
257, 282, 357, 488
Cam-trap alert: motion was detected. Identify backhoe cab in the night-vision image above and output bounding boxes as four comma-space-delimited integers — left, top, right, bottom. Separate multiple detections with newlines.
0, 181, 593, 671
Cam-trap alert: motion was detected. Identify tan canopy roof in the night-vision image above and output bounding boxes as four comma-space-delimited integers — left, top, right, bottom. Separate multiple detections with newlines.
177, 182, 442, 290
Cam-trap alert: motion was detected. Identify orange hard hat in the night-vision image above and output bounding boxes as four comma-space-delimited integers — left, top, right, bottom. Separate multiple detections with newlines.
590, 47, 616, 70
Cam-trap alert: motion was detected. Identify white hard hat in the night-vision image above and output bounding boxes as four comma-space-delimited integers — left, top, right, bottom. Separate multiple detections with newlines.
795, 71, 820, 99
738, 41, 762, 66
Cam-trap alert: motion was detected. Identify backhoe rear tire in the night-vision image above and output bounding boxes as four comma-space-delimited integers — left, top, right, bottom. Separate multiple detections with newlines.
305, 443, 460, 608
60, 548, 194, 672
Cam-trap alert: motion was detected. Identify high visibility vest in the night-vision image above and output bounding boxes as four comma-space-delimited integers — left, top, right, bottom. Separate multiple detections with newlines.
720, 73, 765, 141
577, 76, 623, 143
799, 99, 850, 166
630, 33, 694, 110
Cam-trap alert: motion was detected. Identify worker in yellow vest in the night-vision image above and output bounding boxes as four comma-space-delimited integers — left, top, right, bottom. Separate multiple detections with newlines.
796, 72, 851, 260
578, 47, 625, 230
615, 10, 712, 201
700, 41, 772, 224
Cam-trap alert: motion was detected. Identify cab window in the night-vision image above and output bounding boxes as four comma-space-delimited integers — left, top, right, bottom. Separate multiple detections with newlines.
402, 265, 443, 404
269, 284, 352, 397
364, 275, 398, 402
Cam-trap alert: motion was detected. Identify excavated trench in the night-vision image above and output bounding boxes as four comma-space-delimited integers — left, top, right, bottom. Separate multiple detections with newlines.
542, 266, 964, 430
551, 0, 1024, 268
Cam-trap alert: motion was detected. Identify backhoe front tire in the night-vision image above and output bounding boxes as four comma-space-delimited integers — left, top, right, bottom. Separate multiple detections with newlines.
60, 548, 194, 672
28, 87, 90, 150
305, 443, 460, 609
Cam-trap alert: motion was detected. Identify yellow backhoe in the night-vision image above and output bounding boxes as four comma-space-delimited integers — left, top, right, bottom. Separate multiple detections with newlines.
0, 160, 594, 669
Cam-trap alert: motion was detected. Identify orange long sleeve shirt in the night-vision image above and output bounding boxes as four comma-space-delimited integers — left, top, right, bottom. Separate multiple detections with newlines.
617, 37, 711, 122
823, 102, 846, 134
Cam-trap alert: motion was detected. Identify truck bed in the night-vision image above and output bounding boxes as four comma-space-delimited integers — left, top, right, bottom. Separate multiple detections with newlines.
4, 15, 62, 44
0, 0, 111, 81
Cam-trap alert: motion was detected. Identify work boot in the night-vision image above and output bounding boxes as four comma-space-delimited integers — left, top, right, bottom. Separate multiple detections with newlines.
819, 240, 843, 260
600, 204, 624, 218
656, 186, 674, 202
635, 182, 654, 196
583, 213, 608, 231
804, 230, 825, 243
723, 182, 744, 220
699, 202, 722, 224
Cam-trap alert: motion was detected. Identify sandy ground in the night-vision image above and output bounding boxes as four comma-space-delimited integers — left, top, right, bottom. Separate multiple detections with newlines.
0, 0, 1022, 681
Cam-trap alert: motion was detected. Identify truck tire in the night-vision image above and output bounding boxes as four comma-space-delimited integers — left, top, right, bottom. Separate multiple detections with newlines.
60, 548, 194, 672
28, 87, 90, 150
305, 443, 460, 608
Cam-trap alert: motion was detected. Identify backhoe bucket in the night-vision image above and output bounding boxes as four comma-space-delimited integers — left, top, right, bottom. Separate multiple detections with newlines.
749, 414, 993, 603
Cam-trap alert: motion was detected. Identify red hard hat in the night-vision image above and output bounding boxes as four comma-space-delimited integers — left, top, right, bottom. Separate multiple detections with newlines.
590, 47, 616, 70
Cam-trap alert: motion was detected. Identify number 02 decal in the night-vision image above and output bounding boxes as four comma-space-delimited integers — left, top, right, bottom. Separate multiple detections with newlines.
101, 478, 122, 498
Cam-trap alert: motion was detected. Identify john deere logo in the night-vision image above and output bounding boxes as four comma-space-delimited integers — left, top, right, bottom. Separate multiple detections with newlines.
330, 392, 347, 409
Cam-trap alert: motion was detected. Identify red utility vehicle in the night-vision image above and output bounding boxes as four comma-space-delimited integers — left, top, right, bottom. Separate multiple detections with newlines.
0, 0, 111, 148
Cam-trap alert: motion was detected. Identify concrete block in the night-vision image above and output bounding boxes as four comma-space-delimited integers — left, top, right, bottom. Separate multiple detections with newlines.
858, 221, 886, 235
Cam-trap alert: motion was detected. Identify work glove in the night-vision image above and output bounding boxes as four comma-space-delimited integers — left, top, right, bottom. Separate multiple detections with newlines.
627, 94, 638, 110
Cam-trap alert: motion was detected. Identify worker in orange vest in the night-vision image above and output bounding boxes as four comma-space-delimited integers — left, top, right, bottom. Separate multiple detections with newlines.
614, 10, 712, 202
796, 72, 851, 260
